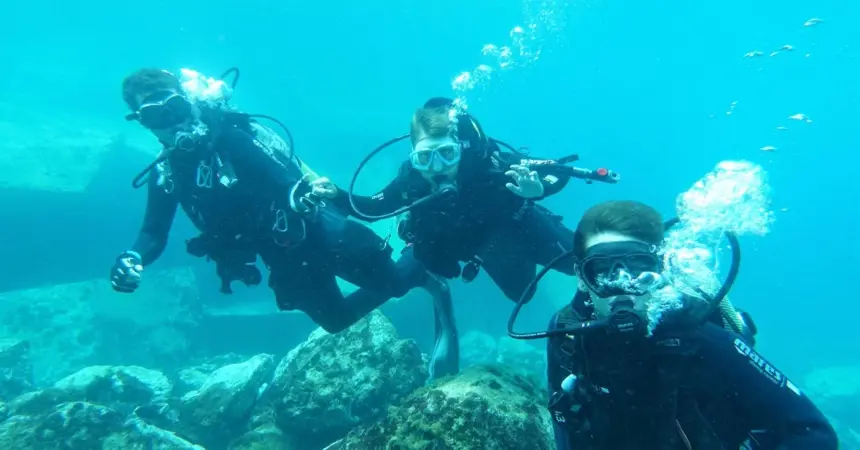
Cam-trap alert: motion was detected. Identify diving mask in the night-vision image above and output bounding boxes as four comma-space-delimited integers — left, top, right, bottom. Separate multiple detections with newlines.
409, 137, 462, 172
127, 91, 193, 130
579, 241, 664, 298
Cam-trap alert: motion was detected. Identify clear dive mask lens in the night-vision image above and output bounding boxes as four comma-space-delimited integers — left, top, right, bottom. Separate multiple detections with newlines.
409, 142, 461, 171
131, 92, 193, 130
579, 243, 663, 298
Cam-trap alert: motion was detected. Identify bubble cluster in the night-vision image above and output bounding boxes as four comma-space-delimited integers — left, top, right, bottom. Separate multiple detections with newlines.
179, 68, 232, 107
450, 0, 569, 113
645, 161, 774, 334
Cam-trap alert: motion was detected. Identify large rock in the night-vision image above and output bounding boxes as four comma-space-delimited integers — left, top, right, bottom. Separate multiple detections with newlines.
0, 267, 201, 384
329, 365, 554, 450
9, 365, 172, 417
0, 400, 201, 450
175, 354, 275, 448
266, 311, 427, 447
0, 401, 122, 449
175, 353, 250, 395
0, 339, 34, 399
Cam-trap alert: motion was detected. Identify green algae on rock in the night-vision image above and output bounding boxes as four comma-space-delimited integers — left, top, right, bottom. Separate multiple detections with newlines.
266, 311, 427, 446
328, 365, 554, 450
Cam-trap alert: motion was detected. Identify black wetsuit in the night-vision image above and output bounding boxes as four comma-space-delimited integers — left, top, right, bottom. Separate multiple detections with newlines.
130, 125, 427, 332
546, 304, 838, 450
333, 144, 576, 302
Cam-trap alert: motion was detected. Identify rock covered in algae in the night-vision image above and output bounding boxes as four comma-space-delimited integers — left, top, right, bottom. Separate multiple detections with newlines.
176, 354, 275, 448
328, 365, 554, 450
0, 400, 202, 450
266, 310, 427, 445
8, 365, 172, 417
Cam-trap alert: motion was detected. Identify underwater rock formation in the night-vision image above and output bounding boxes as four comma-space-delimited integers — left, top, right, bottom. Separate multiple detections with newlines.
0, 400, 202, 449
0, 267, 202, 384
8, 365, 172, 417
0, 338, 34, 399
175, 354, 275, 448
328, 365, 554, 450
264, 311, 427, 447
175, 353, 250, 395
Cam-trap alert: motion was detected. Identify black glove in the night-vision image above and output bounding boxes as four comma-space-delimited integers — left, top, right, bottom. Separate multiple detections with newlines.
110, 251, 143, 293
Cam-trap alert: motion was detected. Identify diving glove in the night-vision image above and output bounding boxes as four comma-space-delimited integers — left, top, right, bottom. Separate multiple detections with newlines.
110, 251, 143, 293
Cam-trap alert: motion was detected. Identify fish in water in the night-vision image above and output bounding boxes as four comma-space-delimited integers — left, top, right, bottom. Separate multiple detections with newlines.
788, 113, 812, 123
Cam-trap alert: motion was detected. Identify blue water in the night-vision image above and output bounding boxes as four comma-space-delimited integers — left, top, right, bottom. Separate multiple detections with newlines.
2, 0, 858, 404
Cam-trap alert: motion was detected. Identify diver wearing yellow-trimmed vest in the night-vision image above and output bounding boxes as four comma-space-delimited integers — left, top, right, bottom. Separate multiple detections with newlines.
108, 69, 457, 377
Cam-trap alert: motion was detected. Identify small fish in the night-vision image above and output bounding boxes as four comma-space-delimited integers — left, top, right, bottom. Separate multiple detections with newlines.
770, 51, 781, 57
776, 126, 788, 131
744, 51, 764, 59
804, 18, 823, 27
788, 113, 812, 123
780, 44, 794, 51
760, 146, 777, 152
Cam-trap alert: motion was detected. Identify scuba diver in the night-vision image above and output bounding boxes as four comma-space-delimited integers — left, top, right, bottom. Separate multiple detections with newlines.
513, 200, 836, 450
109, 68, 459, 377
330, 97, 620, 303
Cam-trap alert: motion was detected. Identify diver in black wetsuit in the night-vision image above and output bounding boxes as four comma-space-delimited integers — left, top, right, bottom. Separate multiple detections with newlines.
542, 200, 837, 450
108, 69, 458, 376
331, 98, 610, 303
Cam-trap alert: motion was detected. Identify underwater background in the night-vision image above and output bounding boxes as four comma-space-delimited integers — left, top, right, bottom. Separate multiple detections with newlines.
1, 0, 858, 448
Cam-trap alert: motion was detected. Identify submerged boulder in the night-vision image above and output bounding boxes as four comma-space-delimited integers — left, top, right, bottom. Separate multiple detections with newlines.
8, 365, 172, 417
0, 400, 201, 450
266, 311, 426, 446
0, 401, 123, 449
176, 354, 275, 448
329, 365, 554, 450
175, 353, 250, 395
0, 339, 34, 399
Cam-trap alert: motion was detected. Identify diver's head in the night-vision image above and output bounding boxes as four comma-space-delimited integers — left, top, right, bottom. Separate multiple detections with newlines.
408, 97, 489, 187
122, 68, 200, 148
573, 201, 666, 319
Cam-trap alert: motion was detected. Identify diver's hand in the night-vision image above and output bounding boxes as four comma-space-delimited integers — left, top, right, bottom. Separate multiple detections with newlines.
306, 174, 337, 199
505, 164, 545, 199
110, 251, 143, 293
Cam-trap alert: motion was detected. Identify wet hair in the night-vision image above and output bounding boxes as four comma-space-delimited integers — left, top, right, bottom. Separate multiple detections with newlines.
121, 68, 183, 110
410, 97, 488, 150
410, 105, 452, 145
573, 200, 665, 260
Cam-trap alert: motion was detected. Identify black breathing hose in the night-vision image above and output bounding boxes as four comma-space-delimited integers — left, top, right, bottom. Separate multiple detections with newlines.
506, 219, 742, 340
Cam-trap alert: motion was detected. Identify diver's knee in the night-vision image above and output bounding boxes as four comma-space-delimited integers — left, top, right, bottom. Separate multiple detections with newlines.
316, 315, 353, 334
